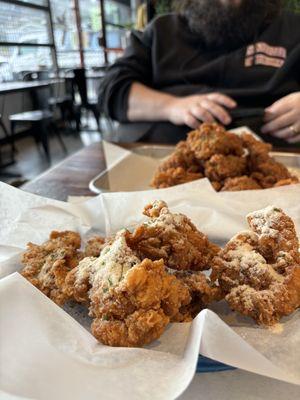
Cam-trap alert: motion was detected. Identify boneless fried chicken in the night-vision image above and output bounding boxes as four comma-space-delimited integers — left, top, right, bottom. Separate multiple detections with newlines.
212, 206, 300, 325
66, 231, 190, 347
186, 123, 244, 160
204, 154, 247, 182
221, 176, 262, 191
151, 141, 203, 188
151, 123, 299, 191
21, 231, 83, 305
127, 200, 220, 271
170, 270, 222, 322
84, 235, 106, 257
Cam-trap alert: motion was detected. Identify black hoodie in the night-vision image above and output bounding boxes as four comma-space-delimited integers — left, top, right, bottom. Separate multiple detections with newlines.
99, 11, 300, 144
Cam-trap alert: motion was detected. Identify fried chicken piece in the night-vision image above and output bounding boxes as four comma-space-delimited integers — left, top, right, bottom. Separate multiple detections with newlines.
212, 206, 300, 325
274, 177, 299, 187
151, 167, 203, 189
242, 133, 298, 188
158, 141, 201, 172
67, 230, 190, 347
170, 270, 222, 321
151, 141, 203, 188
151, 124, 298, 191
242, 133, 272, 164
91, 258, 191, 347
251, 160, 295, 188
247, 205, 300, 264
64, 230, 138, 303
211, 181, 223, 191
221, 176, 262, 191
21, 231, 83, 305
204, 154, 247, 183
84, 235, 106, 257
187, 123, 244, 160
127, 200, 220, 271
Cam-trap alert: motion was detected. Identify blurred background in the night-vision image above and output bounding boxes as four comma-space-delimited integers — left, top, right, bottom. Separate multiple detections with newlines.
0, 0, 299, 184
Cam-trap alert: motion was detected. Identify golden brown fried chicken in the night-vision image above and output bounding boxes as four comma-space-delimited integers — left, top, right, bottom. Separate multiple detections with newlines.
66, 230, 190, 347
84, 236, 106, 257
151, 167, 203, 189
212, 206, 300, 325
221, 176, 262, 191
151, 141, 203, 188
187, 123, 244, 161
127, 200, 220, 271
242, 133, 298, 188
91, 258, 191, 347
21, 231, 83, 305
170, 270, 222, 321
158, 141, 200, 172
204, 154, 247, 182
151, 123, 299, 191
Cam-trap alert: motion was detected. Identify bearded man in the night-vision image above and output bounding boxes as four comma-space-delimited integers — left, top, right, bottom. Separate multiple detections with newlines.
99, 0, 300, 145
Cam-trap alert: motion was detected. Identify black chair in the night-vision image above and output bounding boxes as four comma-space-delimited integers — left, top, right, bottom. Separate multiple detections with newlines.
0, 95, 16, 166
9, 73, 67, 162
0, 115, 16, 168
72, 68, 101, 132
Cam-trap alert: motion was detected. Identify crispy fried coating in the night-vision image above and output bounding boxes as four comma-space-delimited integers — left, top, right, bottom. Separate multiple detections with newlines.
187, 123, 244, 160
67, 230, 190, 346
127, 200, 220, 271
21, 231, 83, 305
204, 154, 247, 182
84, 236, 106, 257
151, 141, 203, 188
221, 176, 262, 191
242, 133, 297, 188
151, 167, 203, 189
91, 258, 190, 347
212, 206, 300, 325
170, 270, 222, 321
158, 141, 200, 172
151, 124, 299, 191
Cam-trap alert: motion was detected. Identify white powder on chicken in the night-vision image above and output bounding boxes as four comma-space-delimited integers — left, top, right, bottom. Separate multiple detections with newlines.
75, 230, 140, 292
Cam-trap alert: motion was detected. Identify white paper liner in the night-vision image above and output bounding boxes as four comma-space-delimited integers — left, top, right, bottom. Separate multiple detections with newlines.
0, 177, 300, 399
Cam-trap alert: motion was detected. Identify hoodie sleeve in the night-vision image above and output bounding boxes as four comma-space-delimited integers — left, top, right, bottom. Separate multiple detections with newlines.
98, 26, 153, 123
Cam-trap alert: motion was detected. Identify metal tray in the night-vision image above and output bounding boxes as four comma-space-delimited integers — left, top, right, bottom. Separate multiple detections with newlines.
89, 145, 300, 194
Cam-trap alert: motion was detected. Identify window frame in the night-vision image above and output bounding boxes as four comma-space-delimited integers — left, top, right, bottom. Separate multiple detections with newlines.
0, 0, 58, 71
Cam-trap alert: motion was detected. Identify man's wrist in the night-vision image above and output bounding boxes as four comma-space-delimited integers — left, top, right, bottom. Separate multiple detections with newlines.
160, 95, 177, 121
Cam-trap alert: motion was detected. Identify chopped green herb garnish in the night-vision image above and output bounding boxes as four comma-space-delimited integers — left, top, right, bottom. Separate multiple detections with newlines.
108, 277, 113, 286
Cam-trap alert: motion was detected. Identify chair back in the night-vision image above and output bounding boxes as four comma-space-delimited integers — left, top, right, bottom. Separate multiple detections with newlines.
73, 68, 88, 106
32, 86, 52, 110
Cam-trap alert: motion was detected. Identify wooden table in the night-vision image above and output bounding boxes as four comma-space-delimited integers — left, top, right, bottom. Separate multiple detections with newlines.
22, 142, 106, 201
21, 141, 300, 201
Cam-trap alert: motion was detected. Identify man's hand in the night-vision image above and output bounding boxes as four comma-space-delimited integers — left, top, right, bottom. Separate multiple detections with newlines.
261, 92, 300, 144
165, 93, 237, 129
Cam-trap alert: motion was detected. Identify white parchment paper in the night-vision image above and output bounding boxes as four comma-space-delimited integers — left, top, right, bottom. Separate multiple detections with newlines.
0, 179, 300, 400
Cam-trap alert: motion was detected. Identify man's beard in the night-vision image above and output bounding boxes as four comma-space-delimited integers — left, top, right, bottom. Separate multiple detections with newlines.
180, 0, 282, 50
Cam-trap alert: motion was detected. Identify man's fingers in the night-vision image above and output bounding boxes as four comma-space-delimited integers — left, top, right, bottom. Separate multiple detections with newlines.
190, 105, 215, 123
184, 112, 201, 129
207, 93, 237, 108
200, 99, 232, 125
265, 98, 292, 116
261, 111, 295, 134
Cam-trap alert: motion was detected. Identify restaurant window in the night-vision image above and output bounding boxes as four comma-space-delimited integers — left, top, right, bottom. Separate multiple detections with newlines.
49, 0, 81, 69
104, 1, 131, 63
79, 0, 104, 67
0, 0, 55, 82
